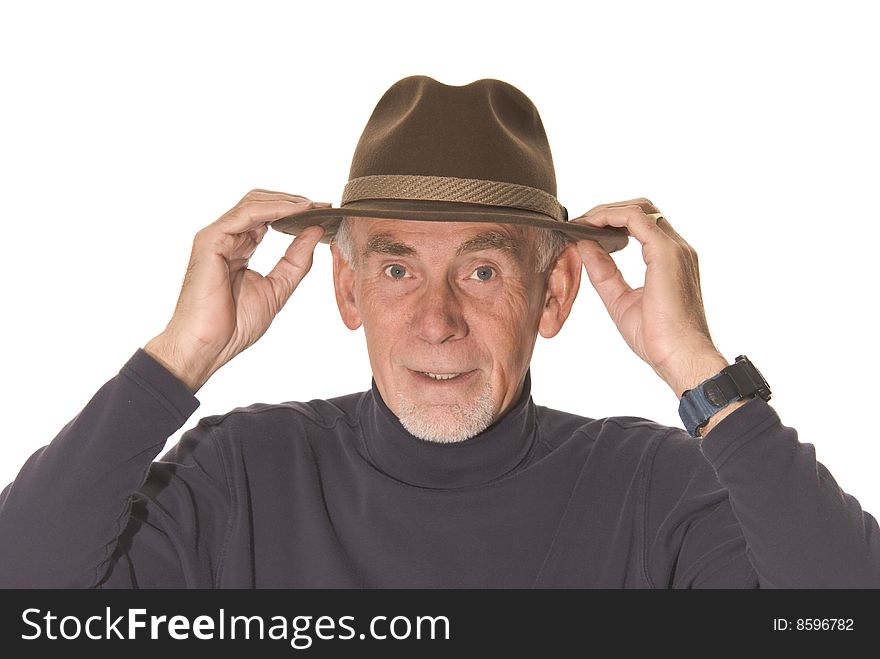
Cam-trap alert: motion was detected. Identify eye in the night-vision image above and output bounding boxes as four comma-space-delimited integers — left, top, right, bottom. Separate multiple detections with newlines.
470, 266, 496, 282
384, 264, 408, 279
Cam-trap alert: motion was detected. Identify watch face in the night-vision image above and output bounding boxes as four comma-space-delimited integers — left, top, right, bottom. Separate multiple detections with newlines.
704, 380, 728, 407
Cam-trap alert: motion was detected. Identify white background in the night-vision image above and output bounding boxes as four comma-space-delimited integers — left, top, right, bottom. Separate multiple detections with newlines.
1, 1, 878, 518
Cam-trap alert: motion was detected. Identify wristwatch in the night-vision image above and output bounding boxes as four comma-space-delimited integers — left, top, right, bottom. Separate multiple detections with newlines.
678, 355, 771, 437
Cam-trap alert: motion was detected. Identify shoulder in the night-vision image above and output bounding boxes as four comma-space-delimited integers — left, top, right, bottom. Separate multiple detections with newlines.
534, 402, 706, 472
194, 389, 367, 433
535, 404, 722, 525
158, 389, 369, 467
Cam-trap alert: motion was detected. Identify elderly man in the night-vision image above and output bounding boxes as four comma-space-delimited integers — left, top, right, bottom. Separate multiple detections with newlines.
0, 76, 877, 588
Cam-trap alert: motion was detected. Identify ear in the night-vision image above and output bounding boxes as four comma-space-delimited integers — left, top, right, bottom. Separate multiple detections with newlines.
331, 241, 363, 330
538, 242, 582, 339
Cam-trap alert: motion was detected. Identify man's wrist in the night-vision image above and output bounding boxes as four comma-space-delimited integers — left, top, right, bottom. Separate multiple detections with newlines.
662, 350, 730, 400
143, 335, 212, 395
667, 351, 764, 439
694, 397, 751, 438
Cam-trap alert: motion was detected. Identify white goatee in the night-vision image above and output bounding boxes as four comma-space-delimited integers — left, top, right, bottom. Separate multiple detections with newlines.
395, 380, 496, 443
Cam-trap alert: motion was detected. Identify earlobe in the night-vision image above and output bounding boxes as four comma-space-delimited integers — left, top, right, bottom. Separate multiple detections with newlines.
538, 243, 582, 339
331, 243, 363, 330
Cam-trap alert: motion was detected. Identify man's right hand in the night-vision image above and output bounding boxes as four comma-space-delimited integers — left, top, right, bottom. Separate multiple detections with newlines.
144, 189, 330, 394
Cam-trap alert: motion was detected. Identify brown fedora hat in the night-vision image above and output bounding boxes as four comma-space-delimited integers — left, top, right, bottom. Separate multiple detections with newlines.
271, 75, 629, 253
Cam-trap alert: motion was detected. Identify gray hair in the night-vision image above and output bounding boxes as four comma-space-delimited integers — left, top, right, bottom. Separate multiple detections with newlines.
333, 217, 571, 273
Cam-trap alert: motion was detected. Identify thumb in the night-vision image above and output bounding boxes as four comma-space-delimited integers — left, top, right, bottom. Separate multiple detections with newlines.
576, 238, 633, 310
576, 239, 618, 284
264, 225, 326, 311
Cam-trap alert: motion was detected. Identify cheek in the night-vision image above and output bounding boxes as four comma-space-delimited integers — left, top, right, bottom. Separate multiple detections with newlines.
468, 281, 541, 351
355, 280, 410, 356
487, 279, 541, 325
356, 279, 400, 323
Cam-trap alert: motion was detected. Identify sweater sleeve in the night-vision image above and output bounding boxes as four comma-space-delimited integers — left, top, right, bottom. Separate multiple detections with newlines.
0, 348, 202, 587
696, 396, 880, 587
645, 397, 880, 588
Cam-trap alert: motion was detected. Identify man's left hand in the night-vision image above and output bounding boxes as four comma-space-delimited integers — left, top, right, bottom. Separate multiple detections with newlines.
570, 198, 730, 401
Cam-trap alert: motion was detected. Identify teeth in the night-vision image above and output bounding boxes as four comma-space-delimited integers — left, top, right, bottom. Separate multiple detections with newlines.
422, 372, 461, 381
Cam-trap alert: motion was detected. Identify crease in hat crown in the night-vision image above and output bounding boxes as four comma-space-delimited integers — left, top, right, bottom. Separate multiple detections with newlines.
270, 74, 629, 254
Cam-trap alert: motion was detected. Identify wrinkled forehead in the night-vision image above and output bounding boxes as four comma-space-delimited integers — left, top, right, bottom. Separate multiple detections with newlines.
350, 217, 539, 260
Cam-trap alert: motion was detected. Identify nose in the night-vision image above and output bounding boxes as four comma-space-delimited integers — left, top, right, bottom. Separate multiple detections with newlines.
412, 276, 468, 345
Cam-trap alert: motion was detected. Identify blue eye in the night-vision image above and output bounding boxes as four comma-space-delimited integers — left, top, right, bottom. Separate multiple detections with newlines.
385, 264, 408, 279
471, 266, 496, 281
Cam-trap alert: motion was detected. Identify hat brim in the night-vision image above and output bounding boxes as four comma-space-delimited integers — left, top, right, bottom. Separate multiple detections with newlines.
270, 199, 629, 253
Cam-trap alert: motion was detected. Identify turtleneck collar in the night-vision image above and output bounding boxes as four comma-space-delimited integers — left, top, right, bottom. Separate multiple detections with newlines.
356, 370, 539, 490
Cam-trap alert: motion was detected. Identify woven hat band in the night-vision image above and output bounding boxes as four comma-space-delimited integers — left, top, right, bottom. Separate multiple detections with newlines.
341, 174, 568, 223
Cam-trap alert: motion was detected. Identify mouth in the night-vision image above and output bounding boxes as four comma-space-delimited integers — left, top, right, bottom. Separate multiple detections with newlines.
408, 369, 477, 384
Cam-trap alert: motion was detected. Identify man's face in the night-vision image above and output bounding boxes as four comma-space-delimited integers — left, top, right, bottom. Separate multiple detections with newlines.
331, 218, 580, 442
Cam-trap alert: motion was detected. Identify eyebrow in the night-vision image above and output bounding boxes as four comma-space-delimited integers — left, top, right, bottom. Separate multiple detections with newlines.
362, 233, 417, 261
455, 230, 524, 259
361, 229, 526, 262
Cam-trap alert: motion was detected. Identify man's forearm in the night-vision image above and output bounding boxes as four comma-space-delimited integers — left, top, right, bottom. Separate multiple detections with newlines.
697, 397, 880, 587
0, 349, 199, 587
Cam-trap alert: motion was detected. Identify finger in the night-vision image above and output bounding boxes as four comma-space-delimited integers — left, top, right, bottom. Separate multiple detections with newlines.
573, 197, 660, 218
652, 215, 703, 304
234, 189, 314, 206
194, 198, 327, 264
576, 238, 634, 316
653, 215, 692, 251
216, 198, 332, 236
571, 206, 677, 266
574, 200, 681, 247
247, 223, 270, 243
264, 224, 325, 311
575, 199, 689, 252
579, 208, 705, 322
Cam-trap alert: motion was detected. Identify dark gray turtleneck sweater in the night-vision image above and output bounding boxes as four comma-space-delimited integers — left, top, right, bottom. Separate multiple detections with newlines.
0, 348, 877, 587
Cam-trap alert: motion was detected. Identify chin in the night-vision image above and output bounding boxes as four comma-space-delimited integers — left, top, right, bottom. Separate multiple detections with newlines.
395, 380, 496, 444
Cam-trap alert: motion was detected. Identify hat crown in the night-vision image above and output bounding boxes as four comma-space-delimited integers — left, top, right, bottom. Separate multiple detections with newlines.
348, 75, 558, 197
269, 75, 628, 253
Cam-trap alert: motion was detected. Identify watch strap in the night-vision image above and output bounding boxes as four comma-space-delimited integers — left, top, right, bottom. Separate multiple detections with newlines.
678, 355, 771, 437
